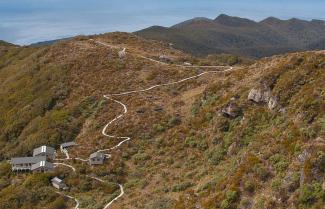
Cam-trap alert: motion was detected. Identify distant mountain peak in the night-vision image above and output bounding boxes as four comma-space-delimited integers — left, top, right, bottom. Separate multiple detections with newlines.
171, 17, 214, 28
287, 17, 309, 24
214, 14, 256, 27
260, 17, 283, 24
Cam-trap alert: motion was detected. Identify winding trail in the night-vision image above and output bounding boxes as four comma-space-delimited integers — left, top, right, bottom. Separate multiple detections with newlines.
61, 148, 70, 159
56, 192, 80, 209
94, 40, 231, 69
52, 39, 239, 209
96, 67, 237, 208
107, 68, 234, 96
97, 97, 130, 153
54, 162, 76, 172
103, 184, 124, 209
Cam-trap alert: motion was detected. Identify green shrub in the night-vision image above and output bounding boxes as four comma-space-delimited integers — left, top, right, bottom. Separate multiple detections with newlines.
221, 190, 239, 209
48, 197, 67, 209
133, 153, 151, 164
23, 174, 50, 189
244, 180, 255, 193
269, 154, 289, 173
153, 123, 166, 133
172, 182, 194, 192
206, 145, 226, 166
185, 136, 197, 148
253, 164, 270, 181
168, 116, 181, 127
298, 183, 325, 207
0, 162, 11, 177
206, 145, 227, 165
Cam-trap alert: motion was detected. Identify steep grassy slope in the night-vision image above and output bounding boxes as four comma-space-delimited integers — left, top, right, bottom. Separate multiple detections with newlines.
170, 51, 325, 209
0, 33, 225, 209
136, 14, 325, 58
0, 33, 324, 209
103, 50, 325, 209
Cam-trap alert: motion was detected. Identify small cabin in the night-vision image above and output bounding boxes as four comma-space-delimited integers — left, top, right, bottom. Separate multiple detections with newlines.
89, 152, 105, 165
60, 142, 77, 150
33, 145, 56, 160
51, 177, 68, 190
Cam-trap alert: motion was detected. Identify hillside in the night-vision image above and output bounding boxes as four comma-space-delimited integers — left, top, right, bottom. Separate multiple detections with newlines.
0, 33, 324, 209
136, 14, 325, 58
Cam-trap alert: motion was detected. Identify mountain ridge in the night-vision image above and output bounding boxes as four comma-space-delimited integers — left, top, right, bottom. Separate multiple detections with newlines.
136, 14, 325, 58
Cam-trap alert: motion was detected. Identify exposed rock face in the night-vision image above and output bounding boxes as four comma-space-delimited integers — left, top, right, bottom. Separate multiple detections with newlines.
268, 96, 278, 110
118, 48, 126, 58
221, 102, 242, 118
248, 84, 279, 110
248, 86, 271, 103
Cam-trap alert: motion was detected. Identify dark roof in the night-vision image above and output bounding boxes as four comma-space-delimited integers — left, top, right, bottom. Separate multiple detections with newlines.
60, 142, 77, 149
33, 146, 55, 156
31, 161, 53, 170
11, 156, 46, 165
89, 152, 105, 159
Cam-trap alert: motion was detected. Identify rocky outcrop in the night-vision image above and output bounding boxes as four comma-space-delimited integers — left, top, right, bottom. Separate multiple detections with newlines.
248, 86, 271, 103
221, 102, 242, 118
248, 84, 278, 110
118, 48, 126, 58
268, 96, 278, 110
159, 55, 173, 63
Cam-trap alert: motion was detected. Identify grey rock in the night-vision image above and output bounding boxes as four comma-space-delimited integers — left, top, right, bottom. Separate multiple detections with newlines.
298, 150, 310, 163
118, 48, 126, 59
248, 86, 271, 103
227, 142, 237, 156
279, 108, 286, 114
268, 96, 278, 110
159, 55, 173, 63
282, 172, 300, 193
248, 85, 280, 110
154, 106, 163, 112
221, 102, 242, 118
298, 150, 311, 185
136, 108, 146, 114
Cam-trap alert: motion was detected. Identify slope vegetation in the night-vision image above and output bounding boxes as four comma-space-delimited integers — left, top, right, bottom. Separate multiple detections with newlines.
0, 33, 324, 209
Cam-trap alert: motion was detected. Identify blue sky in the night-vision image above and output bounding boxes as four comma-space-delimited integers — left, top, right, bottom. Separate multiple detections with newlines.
1, 0, 324, 45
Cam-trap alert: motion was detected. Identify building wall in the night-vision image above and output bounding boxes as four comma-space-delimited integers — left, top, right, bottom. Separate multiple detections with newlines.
89, 158, 104, 165
32, 167, 53, 173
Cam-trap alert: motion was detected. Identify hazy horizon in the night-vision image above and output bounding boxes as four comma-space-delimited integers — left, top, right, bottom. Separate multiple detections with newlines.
1, 0, 325, 45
